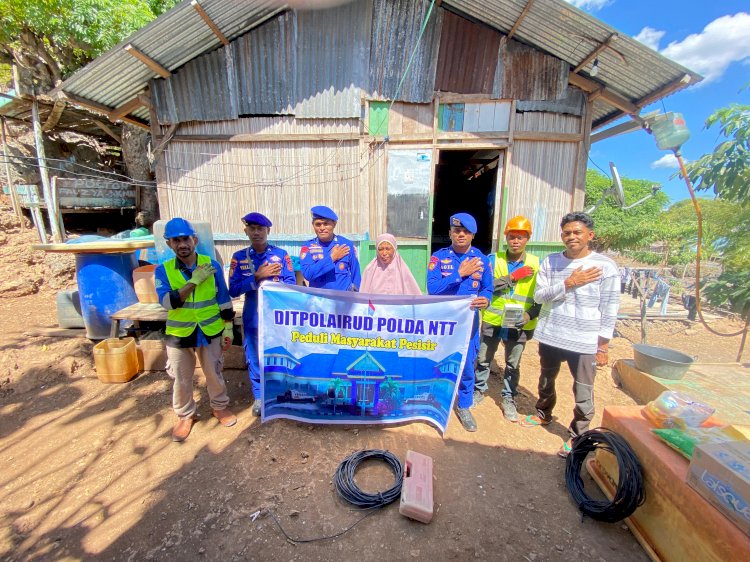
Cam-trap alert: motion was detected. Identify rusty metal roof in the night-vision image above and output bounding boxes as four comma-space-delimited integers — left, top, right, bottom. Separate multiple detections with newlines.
61, 0, 701, 130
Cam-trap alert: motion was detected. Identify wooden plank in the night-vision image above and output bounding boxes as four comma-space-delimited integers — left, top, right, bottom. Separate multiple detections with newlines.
569, 72, 639, 116
591, 118, 643, 143
191, 0, 229, 45
475, 103, 493, 132
29, 185, 47, 242
507, 0, 534, 40
389, 103, 404, 135
509, 131, 581, 142
435, 93, 506, 103
401, 103, 420, 135
573, 33, 618, 74
438, 103, 464, 132
109, 97, 144, 122
62, 92, 150, 129
171, 132, 359, 143
32, 99, 63, 242
491, 102, 511, 131
124, 44, 170, 78
368, 101, 389, 136
91, 119, 122, 143
463, 103, 482, 132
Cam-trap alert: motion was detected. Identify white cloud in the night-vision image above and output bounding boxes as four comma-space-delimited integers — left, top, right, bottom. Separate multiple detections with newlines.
633, 27, 666, 51
660, 13, 750, 83
565, 0, 611, 11
651, 154, 680, 169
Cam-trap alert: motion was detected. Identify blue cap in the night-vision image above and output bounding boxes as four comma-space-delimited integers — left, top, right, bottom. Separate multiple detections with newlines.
163, 217, 196, 239
311, 205, 338, 222
242, 212, 272, 227
450, 213, 477, 234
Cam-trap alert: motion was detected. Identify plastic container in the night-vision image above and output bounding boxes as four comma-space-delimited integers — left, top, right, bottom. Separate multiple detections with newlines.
76, 252, 139, 340
650, 112, 690, 151
133, 264, 159, 303
152, 220, 216, 264
642, 391, 715, 429
56, 289, 85, 329
137, 338, 167, 371
93, 337, 139, 383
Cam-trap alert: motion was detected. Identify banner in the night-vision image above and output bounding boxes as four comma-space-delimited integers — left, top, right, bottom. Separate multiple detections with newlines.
259, 284, 474, 432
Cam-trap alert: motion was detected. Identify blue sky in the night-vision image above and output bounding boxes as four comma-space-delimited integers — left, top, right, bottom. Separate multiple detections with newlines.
568, 0, 750, 204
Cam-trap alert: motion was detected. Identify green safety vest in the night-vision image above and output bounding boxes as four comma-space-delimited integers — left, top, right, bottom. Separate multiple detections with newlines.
482, 252, 540, 330
164, 254, 224, 338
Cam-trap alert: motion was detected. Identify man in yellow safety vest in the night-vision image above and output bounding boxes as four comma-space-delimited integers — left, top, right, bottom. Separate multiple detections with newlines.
474, 215, 541, 422
155, 217, 238, 442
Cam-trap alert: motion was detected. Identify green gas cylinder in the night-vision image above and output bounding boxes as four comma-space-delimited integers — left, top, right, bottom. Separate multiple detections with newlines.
650, 112, 690, 150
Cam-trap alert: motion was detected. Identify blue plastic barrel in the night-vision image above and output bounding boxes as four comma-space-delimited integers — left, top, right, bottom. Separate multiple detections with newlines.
75, 252, 139, 339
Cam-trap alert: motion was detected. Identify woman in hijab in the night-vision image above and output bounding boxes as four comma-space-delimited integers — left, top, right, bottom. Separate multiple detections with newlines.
361, 234, 422, 295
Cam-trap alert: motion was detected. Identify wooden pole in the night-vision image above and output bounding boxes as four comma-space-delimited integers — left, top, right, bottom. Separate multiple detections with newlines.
1, 117, 24, 220
29, 184, 47, 242
31, 97, 63, 242
736, 312, 750, 363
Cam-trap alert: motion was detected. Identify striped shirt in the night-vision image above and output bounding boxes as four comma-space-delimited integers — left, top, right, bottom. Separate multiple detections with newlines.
533, 251, 620, 355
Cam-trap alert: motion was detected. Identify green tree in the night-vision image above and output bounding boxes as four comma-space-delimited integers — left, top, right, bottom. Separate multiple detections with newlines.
683, 104, 750, 203
0, 0, 180, 90
584, 169, 669, 251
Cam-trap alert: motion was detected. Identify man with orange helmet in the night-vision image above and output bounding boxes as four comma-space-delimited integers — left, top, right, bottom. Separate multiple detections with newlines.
475, 215, 541, 422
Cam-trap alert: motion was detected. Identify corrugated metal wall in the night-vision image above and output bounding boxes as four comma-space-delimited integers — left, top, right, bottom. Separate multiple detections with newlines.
435, 9, 502, 95
506, 113, 581, 242
499, 38, 569, 101
369, 0, 442, 103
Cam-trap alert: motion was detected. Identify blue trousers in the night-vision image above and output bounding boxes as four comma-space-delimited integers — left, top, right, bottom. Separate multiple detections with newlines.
456, 319, 480, 409
243, 325, 261, 398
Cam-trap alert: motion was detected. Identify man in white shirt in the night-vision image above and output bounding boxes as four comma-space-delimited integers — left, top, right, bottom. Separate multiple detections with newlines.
519, 212, 620, 457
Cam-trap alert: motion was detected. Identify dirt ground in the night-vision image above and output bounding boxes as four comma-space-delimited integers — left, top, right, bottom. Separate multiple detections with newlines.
1, 200, 748, 562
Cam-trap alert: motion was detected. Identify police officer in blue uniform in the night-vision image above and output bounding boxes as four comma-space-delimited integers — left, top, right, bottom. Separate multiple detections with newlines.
228, 212, 296, 416
427, 213, 492, 432
300, 205, 361, 291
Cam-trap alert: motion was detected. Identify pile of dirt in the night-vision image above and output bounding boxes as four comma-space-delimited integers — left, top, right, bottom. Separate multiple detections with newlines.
0, 197, 75, 297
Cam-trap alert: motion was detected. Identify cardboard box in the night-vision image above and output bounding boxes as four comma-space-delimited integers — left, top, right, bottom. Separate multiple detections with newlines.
687, 441, 750, 537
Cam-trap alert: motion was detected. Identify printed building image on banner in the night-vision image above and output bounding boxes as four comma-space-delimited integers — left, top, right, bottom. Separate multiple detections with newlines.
259, 284, 474, 433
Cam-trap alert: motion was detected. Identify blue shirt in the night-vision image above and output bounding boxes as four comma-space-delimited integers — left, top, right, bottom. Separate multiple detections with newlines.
154, 254, 233, 348
300, 235, 361, 291
228, 244, 296, 328
426, 246, 493, 299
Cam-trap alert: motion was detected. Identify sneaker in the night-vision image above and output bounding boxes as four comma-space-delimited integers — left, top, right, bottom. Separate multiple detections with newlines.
471, 390, 485, 408
251, 399, 262, 417
456, 408, 477, 432
500, 397, 518, 422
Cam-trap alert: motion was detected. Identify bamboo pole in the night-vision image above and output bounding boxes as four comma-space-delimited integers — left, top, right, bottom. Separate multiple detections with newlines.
31, 97, 63, 242
1, 117, 23, 220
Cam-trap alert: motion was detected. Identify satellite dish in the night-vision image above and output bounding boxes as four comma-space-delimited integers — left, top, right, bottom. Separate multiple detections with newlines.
586, 162, 661, 213
609, 162, 625, 206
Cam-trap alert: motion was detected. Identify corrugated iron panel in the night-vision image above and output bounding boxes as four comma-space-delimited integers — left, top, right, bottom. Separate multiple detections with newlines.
501, 37, 568, 101
516, 86, 585, 116
514, 111, 581, 134
63, 1, 283, 112
506, 139, 579, 242
435, 9, 502, 95
233, 11, 296, 115
294, 0, 372, 118
160, 137, 370, 235
152, 46, 238, 124
370, 0, 442, 103
175, 116, 360, 135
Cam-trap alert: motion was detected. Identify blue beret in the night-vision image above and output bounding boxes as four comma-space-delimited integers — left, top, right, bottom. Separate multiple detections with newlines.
311, 205, 338, 222
242, 212, 272, 227
450, 213, 477, 234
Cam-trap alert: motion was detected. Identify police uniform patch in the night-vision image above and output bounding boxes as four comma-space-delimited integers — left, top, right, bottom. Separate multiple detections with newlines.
452, 217, 461, 226
339, 262, 346, 270
428, 256, 438, 271
229, 258, 237, 277
472, 281, 478, 288
441, 258, 452, 263
285, 255, 293, 270
270, 255, 281, 262
300, 246, 308, 260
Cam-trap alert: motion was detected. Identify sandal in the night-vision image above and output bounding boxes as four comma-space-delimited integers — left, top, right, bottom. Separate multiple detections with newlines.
557, 440, 572, 458
519, 414, 551, 428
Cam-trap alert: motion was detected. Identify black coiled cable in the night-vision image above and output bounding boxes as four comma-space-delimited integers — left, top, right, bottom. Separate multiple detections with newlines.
334, 449, 404, 508
266, 449, 403, 543
565, 428, 645, 523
